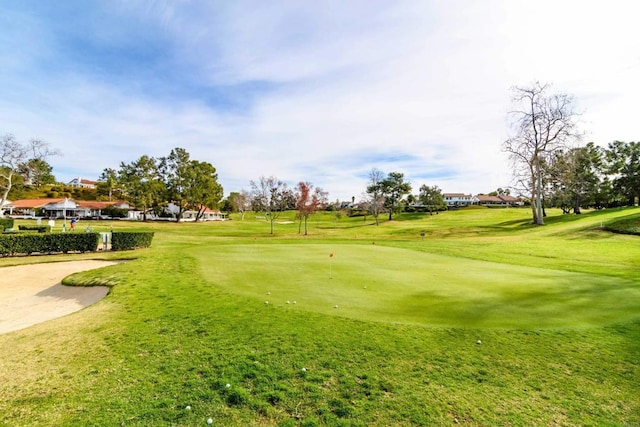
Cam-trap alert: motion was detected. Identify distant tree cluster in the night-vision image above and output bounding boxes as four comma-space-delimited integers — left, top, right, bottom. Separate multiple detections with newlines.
361, 169, 447, 225
113, 147, 223, 222
544, 141, 640, 213
242, 176, 328, 235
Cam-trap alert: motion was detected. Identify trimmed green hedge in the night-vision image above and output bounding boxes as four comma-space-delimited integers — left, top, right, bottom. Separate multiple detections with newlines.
111, 231, 154, 251
0, 218, 15, 231
18, 225, 50, 233
0, 232, 99, 256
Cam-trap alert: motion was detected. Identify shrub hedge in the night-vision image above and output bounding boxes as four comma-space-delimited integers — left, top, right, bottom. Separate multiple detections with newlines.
0, 232, 100, 256
0, 218, 15, 231
18, 225, 50, 233
111, 231, 154, 251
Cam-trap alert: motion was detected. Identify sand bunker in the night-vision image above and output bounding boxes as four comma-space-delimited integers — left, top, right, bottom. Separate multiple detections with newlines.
0, 260, 118, 334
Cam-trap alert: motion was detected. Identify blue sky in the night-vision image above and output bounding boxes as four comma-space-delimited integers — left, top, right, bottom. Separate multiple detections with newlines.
2, 1, 639, 201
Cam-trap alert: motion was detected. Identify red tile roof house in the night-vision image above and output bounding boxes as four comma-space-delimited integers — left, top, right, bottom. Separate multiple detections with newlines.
67, 178, 98, 189
3, 198, 131, 219
497, 195, 523, 206
476, 195, 523, 207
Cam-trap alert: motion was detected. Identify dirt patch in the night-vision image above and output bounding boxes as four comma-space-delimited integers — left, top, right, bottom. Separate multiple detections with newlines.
0, 260, 118, 334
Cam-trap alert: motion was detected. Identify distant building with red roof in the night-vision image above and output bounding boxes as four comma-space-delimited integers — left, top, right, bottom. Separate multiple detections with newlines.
67, 178, 98, 189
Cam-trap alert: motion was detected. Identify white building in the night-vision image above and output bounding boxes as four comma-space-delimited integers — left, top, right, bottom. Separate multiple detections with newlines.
443, 193, 476, 207
67, 178, 98, 189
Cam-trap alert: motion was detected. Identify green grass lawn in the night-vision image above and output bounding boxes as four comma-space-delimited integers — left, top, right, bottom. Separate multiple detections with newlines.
198, 243, 640, 328
0, 207, 639, 426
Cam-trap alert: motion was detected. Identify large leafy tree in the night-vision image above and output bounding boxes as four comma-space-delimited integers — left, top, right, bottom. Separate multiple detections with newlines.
1, 134, 59, 216
185, 160, 223, 221
418, 184, 446, 214
503, 82, 581, 225
380, 171, 411, 220
547, 143, 603, 214
605, 141, 640, 206
250, 176, 290, 234
19, 158, 56, 188
295, 181, 328, 235
118, 155, 166, 221
98, 168, 120, 201
159, 148, 223, 222
159, 148, 192, 222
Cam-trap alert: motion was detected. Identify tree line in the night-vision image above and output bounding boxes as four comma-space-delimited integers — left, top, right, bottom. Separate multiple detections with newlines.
224, 177, 329, 235
4, 84, 638, 226
100, 147, 223, 222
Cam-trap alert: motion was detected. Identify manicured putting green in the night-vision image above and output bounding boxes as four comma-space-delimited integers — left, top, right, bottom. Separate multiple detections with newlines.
197, 243, 640, 328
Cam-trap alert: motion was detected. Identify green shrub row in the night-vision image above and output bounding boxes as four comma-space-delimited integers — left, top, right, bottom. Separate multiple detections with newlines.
18, 225, 50, 233
605, 216, 640, 236
0, 218, 15, 231
111, 231, 154, 251
0, 232, 99, 256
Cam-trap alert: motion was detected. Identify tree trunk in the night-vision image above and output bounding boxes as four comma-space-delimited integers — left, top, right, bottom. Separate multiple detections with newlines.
534, 157, 544, 225
530, 202, 537, 224
0, 171, 14, 218
574, 194, 582, 214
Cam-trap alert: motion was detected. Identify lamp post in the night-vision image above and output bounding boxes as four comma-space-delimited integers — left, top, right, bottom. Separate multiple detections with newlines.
63, 197, 68, 232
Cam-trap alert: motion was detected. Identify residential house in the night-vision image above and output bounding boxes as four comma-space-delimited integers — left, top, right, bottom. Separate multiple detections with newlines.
443, 193, 476, 207
181, 207, 228, 221
4, 198, 131, 218
476, 195, 522, 207
164, 202, 227, 221
75, 201, 131, 218
67, 178, 98, 189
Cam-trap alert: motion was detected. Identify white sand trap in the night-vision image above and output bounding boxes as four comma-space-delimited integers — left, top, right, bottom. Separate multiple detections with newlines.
0, 260, 118, 334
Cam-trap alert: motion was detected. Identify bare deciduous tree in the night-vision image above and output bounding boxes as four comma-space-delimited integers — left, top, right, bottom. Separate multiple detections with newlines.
365, 168, 386, 225
250, 176, 289, 234
1, 134, 60, 217
230, 190, 251, 220
503, 82, 581, 225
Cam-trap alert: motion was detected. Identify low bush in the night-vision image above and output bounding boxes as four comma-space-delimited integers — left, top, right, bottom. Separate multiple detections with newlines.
0, 232, 99, 256
18, 225, 50, 233
111, 231, 154, 251
0, 218, 15, 231
101, 205, 127, 218
605, 215, 640, 235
